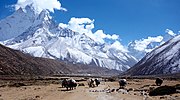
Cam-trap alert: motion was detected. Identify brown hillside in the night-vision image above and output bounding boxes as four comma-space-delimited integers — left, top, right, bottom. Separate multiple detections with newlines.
0, 44, 120, 76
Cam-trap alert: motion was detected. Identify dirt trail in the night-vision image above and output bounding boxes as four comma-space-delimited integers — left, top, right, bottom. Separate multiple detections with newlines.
0, 82, 143, 100
0, 79, 179, 100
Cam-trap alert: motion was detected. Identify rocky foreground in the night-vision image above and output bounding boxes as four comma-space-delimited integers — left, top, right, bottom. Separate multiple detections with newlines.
0, 77, 179, 100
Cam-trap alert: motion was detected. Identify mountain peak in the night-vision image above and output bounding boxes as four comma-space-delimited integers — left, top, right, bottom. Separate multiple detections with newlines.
127, 32, 176, 60
37, 9, 51, 21
0, 5, 54, 41
16, 7, 24, 13
124, 35, 180, 76
0, 5, 138, 72
24, 4, 36, 16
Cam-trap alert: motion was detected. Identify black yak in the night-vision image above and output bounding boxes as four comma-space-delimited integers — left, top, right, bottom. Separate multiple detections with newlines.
119, 79, 127, 89
87, 79, 96, 88
62, 79, 77, 90
95, 78, 100, 86
155, 78, 163, 86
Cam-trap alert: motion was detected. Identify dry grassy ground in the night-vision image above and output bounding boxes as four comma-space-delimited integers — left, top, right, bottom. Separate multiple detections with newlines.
0, 77, 179, 100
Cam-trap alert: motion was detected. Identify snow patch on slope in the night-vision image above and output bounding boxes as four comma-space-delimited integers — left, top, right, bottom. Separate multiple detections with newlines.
23, 46, 45, 57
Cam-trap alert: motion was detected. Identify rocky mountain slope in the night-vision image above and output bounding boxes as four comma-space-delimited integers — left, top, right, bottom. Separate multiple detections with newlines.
124, 35, 180, 76
128, 31, 177, 60
0, 43, 120, 76
0, 5, 137, 71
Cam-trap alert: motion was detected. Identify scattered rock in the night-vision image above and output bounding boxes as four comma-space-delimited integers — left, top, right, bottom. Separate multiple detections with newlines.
111, 89, 115, 92
169, 96, 177, 100
149, 87, 155, 92
106, 90, 111, 93
101, 90, 105, 92
107, 78, 116, 82
35, 95, 40, 98
117, 89, 128, 94
8, 83, 26, 87
140, 91, 148, 96
143, 89, 149, 92
134, 80, 140, 82
75, 78, 87, 82
160, 96, 166, 99
78, 83, 85, 86
151, 84, 156, 86
116, 89, 119, 92
0, 85, 6, 87
134, 89, 141, 92
175, 95, 178, 97
174, 84, 180, 90
127, 88, 133, 92
176, 89, 180, 93
141, 85, 150, 88
34, 87, 41, 90
149, 86, 176, 96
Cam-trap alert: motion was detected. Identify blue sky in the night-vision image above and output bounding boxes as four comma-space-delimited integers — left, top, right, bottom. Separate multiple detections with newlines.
0, 0, 180, 45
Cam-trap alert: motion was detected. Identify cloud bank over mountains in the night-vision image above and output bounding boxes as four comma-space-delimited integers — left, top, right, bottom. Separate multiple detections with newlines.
14, 0, 67, 14
59, 17, 119, 44
133, 29, 178, 52
130, 36, 164, 52
165, 29, 176, 36
10, 0, 179, 60
13, 0, 120, 45
127, 29, 179, 60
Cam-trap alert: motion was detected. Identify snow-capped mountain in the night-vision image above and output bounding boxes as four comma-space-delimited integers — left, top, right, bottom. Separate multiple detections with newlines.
0, 5, 37, 41
0, 6, 138, 71
0, 43, 120, 76
128, 31, 177, 60
124, 35, 180, 76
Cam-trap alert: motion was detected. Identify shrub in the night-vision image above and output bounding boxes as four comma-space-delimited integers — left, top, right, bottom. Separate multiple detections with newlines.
149, 86, 176, 96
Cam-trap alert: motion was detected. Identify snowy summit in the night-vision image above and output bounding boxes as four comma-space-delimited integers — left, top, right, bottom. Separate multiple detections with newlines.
0, 4, 137, 72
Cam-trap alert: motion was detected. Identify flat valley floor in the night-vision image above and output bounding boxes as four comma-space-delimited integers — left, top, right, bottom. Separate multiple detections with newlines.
0, 78, 179, 100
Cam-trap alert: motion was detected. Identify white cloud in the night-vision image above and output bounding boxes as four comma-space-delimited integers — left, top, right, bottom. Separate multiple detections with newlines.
94, 30, 119, 42
14, 0, 66, 14
111, 41, 128, 52
165, 29, 176, 36
59, 17, 119, 43
94, 30, 107, 39
68, 17, 93, 25
58, 23, 68, 28
111, 34, 119, 40
67, 17, 94, 35
133, 36, 163, 52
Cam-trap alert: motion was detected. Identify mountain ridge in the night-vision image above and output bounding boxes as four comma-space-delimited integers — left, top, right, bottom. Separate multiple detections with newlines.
0, 5, 137, 71
123, 35, 180, 76
0, 43, 120, 76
